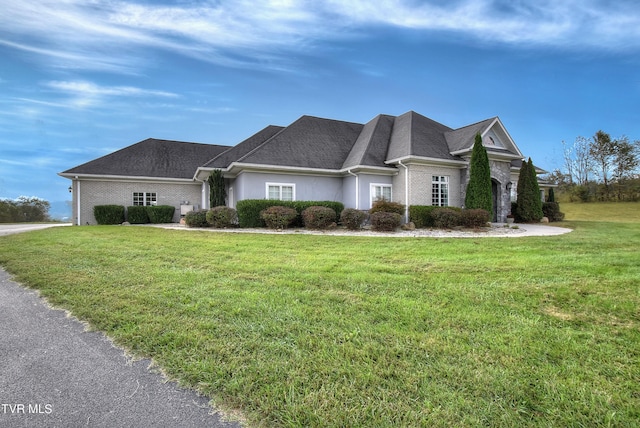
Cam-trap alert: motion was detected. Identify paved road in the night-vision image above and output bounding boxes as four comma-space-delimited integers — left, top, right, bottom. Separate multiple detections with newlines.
0, 268, 242, 428
0, 223, 72, 236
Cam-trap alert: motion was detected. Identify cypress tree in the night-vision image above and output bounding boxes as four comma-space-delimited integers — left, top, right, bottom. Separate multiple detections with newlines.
516, 158, 543, 222
207, 169, 227, 207
465, 133, 493, 213
548, 187, 555, 202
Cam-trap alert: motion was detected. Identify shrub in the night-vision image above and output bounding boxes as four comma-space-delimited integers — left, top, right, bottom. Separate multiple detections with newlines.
340, 208, 367, 230
146, 205, 176, 223
94, 205, 125, 225
460, 209, 490, 228
206, 206, 238, 228
184, 209, 209, 228
516, 158, 544, 222
369, 200, 405, 215
302, 206, 337, 230
432, 208, 461, 229
236, 200, 344, 228
370, 211, 402, 232
542, 202, 565, 222
126, 206, 149, 224
409, 205, 439, 228
260, 206, 297, 229
464, 133, 493, 213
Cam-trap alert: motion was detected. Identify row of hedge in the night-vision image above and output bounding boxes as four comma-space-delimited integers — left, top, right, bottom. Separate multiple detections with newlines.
235, 200, 344, 228
93, 205, 176, 225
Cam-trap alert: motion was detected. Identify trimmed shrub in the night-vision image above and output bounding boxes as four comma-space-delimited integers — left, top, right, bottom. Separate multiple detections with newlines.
464, 133, 493, 213
370, 211, 402, 232
126, 206, 149, 224
432, 208, 461, 229
206, 206, 238, 228
340, 208, 367, 230
260, 206, 297, 229
460, 209, 490, 228
409, 205, 439, 228
184, 209, 209, 228
542, 202, 565, 222
236, 199, 344, 228
146, 205, 176, 223
302, 206, 337, 230
94, 205, 125, 225
516, 158, 544, 222
369, 200, 405, 216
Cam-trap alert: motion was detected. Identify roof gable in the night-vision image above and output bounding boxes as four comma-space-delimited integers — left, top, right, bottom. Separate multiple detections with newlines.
342, 114, 395, 169
445, 117, 523, 158
62, 138, 230, 179
386, 111, 457, 161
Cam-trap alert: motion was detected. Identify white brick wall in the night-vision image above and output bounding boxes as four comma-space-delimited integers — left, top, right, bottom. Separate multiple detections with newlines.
73, 179, 202, 225
405, 164, 463, 207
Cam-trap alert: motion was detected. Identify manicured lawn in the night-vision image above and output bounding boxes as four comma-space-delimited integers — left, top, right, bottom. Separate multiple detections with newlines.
0, 211, 638, 427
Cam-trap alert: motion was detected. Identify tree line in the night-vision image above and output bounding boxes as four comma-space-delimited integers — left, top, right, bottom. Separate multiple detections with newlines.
0, 196, 51, 223
548, 131, 640, 201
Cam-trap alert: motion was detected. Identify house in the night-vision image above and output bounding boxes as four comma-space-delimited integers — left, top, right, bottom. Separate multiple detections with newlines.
60, 111, 549, 225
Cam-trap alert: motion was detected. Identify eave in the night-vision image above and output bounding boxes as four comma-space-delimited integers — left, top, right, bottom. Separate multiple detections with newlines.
58, 172, 196, 184
385, 155, 468, 168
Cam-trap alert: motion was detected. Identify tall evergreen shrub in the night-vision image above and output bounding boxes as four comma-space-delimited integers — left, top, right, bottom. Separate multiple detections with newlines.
464, 133, 493, 213
208, 169, 226, 207
516, 158, 543, 222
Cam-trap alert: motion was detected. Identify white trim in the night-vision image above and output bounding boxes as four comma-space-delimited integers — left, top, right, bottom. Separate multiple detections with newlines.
266, 182, 296, 201
347, 170, 359, 210
76, 179, 81, 226
58, 173, 195, 184
431, 175, 450, 207
398, 161, 409, 223
370, 183, 392, 208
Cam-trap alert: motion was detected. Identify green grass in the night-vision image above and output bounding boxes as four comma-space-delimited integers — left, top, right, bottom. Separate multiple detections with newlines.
1, 210, 639, 427
561, 201, 640, 223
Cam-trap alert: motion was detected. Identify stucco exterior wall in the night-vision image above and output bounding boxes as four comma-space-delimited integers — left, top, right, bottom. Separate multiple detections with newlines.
231, 172, 343, 202
72, 179, 202, 225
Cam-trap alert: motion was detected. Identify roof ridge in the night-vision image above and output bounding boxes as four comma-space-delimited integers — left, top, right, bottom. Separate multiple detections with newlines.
450, 116, 497, 132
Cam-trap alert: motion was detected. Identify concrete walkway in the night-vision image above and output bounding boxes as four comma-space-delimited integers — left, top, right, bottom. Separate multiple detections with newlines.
0, 268, 241, 428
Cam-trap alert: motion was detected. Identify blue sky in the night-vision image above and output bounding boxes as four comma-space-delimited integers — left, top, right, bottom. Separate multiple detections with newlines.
2, 0, 639, 210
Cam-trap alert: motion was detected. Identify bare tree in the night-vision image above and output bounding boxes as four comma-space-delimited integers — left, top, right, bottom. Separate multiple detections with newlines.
589, 130, 616, 196
563, 137, 592, 185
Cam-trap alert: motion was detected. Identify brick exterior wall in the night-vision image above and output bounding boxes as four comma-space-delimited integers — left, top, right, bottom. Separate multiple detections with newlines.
393, 164, 463, 208
72, 179, 203, 225
459, 159, 513, 222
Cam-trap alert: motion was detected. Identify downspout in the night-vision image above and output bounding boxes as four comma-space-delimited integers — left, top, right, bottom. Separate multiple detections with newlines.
201, 181, 207, 210
75, 177, 81, 226
398, 161, 409, 223
347, 170, 359, 210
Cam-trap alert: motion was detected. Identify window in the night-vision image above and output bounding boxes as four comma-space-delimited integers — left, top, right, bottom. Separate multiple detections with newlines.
371, 184, 392, 207
266, 183, 295, 201
133, 192, 157, 206
431, 176, 449, 206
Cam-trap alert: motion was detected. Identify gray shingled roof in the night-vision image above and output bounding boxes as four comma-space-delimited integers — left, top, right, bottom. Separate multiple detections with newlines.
386, 111, 459, 161
237, 116, 364, 169
445, 118, 496, 153
202, 125, 284, 169
342, 114, 396, 169
62, 138, 230, 179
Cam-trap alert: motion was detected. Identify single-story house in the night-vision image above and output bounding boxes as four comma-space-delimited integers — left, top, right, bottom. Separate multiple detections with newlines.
60, 110, 549, 225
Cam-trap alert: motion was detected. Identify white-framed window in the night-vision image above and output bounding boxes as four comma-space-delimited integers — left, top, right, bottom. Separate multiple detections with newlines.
370, 184, 392, 207
266, 183, 295, 201
133, 192, 157, 206
431, 176, 449, 206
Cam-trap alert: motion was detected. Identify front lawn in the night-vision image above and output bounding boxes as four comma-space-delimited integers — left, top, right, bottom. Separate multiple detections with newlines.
0, 215, 638, 427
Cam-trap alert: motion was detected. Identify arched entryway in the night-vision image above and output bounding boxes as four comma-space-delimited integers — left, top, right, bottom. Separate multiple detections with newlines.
491, 179, 499, 222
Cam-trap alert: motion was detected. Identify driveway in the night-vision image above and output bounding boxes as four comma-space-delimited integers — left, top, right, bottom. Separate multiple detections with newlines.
0, 268, 242, 427
0, 223, 71, 236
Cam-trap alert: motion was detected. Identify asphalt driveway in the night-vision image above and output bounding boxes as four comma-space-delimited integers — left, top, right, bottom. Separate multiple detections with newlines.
0, 267, 242, 428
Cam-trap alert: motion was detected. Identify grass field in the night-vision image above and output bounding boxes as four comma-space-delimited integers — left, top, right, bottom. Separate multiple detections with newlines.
0, 202, 638, 427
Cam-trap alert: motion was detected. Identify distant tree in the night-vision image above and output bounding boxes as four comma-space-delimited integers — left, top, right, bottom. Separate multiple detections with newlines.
516, 158, 543, 222
464, 133, 493, 213
612, 136, 639, 183
563, 137, 592, 185
207, 170, 226, 207
589, 130, 616, 196
0, 197, 50, 223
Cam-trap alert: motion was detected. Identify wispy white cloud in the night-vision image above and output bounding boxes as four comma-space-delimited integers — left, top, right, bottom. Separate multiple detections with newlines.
42, 80, 179, 108
1, 0, 639, 74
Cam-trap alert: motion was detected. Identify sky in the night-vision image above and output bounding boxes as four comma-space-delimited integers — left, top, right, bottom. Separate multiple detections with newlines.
1, 0, 640, 213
